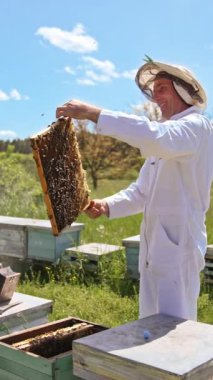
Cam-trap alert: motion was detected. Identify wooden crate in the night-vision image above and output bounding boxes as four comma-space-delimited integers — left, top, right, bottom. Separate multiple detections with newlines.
73, 313, 213, 380
122, 235, 140, 279
65, 243, 124, 271
0, 216, 84, 264
0, 316, 106, 380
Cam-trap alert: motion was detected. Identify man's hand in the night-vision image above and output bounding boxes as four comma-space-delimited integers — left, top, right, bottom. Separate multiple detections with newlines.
85, 199, 109, 219
56, 99, 101, 123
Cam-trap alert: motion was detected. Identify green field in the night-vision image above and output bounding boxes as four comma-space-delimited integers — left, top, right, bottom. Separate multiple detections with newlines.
0, 152, 212, 326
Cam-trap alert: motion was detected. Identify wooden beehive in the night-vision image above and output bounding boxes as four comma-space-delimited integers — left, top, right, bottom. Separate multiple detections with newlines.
0, 216, 84, 266
73, 313, 213, 380
0, 316, 106, 380
30, 117, 90, 236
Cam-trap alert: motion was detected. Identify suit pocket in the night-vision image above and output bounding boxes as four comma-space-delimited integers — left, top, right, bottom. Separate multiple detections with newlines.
149, 217, 189, 277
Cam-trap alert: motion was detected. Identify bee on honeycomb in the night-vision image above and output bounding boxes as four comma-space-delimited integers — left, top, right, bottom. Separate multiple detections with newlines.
31, 117, 90, 235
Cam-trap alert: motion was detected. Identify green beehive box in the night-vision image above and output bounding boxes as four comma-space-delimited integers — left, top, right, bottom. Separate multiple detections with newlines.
27, 221, 84, 262
0, 216, 84, 265
0, 316, 106, 380
122, 235, 140, 279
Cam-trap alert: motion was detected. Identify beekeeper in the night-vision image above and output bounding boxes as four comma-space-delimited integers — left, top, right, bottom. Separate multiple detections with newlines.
56, 59, 213, 321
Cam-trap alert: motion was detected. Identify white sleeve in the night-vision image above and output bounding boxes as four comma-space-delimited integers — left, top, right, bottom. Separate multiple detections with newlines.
104, 161, 150, 219
97, 109, 204, 159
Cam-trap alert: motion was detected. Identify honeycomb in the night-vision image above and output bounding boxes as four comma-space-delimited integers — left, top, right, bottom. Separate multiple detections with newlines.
30, 117, 90, 235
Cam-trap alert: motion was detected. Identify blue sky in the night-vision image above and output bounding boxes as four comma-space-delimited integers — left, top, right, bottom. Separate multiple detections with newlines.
0, 0, 213, 140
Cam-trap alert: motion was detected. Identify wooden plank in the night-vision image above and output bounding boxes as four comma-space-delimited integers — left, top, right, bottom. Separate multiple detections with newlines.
74, 357, 213, 380
0, 342, 53, 375
0, 216, 35, 227
55, 371, 77, 380
0, 355, 53, 380
0, 367, 26, 380
31, 141, 59, 235
0, 215, 84, 231
73, 366, 113, 380
0, 228, 26, 258
0, 228, 24, 242
73, 314, 213, 380
54, 350, 73, 370
74, 343, 177, 380
54, 351, 81, 380
55, 368, 81, 380
66, 243, 123, 262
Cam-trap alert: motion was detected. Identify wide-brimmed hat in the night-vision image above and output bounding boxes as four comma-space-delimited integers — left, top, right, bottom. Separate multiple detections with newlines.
135, 60, 207, 110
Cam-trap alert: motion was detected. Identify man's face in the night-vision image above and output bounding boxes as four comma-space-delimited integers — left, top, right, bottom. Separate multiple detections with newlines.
152, 78, 188, 119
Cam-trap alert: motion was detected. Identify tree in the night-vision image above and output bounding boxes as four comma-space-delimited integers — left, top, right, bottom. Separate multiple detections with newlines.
131, 101, 162, 121
75, 121, 142, 189
0, 138, 31, 153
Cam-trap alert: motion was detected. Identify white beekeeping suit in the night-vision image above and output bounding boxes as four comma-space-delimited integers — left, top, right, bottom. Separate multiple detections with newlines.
97, 105, 213, 320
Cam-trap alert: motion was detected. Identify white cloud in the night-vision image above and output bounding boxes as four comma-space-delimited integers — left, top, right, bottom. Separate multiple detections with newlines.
36, 23, 98, 53
10, 89, 22, 100
74, 56, 137, 85
0, 90, 10, 101
121, 69, 137, 79
64, 66, 76, 75
82, 56, 119, 78
0, 130, 18, 140
77, 78, 95, 86
85, 70, 111, 83
0, 88, 29, 101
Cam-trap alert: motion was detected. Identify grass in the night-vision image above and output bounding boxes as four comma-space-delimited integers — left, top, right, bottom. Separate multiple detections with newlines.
18, 280, 139, 327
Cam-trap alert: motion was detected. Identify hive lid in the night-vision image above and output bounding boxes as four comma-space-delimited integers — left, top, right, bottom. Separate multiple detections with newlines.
0, 266, 20, 302
73, 314, 213, 379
